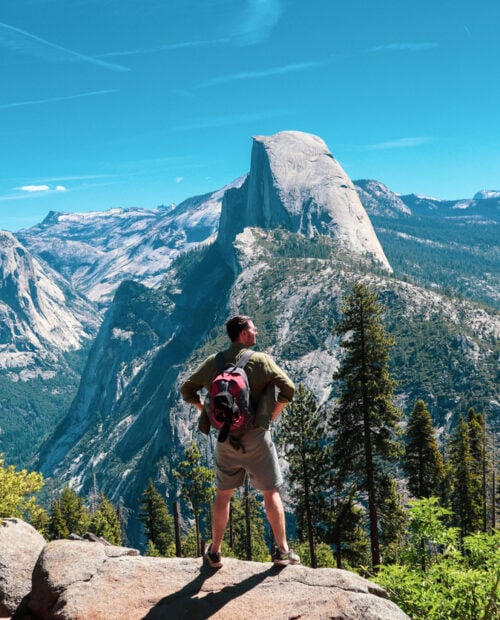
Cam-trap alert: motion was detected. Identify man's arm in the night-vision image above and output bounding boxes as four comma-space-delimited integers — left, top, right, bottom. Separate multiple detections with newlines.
271, 400, 288, 421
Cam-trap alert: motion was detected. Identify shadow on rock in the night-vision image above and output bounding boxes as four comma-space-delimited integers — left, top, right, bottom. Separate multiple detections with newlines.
143, 563, 277, 619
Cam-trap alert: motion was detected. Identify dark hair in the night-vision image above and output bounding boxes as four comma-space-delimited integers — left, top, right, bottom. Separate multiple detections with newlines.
226, 315, 252, 342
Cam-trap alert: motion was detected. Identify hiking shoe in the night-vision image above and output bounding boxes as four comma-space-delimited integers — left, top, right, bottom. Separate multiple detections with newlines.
204, 544, 222, 568
272, 546, 301, 566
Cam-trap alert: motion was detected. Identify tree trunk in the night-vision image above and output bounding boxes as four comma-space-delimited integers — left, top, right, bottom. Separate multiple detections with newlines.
244, 475, 252, 561
360, 310, 381, 568
173, 501, 182, 557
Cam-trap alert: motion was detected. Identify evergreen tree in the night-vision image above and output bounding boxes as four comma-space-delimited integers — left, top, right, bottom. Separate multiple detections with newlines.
331, 281, 403, 568
89, 494, 123, 545
139, 480, 175, 556
376, 474, 407, 562
278, 384, 329, 568
145, 540, 161, 557
467, 408, 489, 531
174, 442, 215, 556
57, 486, 90, 536
48, 498, 69, 540
448, 416, 482, 537
404, 400, 445, 499
227, 488, 269, 562
326, 494, 370, 569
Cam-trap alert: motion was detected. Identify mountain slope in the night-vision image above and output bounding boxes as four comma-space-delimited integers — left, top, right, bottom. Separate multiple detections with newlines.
17, 178, 244, 307
0, 232, 100, 464
354, 180, 500, 309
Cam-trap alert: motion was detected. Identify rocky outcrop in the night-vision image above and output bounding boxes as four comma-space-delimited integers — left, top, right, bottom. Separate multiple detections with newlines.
20, 539, 409, 620
218, 131, 392, 272
0, 519, 45, 617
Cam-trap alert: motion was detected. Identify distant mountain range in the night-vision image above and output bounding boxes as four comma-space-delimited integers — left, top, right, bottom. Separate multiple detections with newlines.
0, 130, 498, 545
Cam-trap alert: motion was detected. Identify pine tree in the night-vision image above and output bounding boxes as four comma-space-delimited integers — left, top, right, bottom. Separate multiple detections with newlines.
467, 408, 489, 531
278, 384, 329, 568
89, 494, 123, 545
174, 441, 215, 556
376, 474, 407, 562
227, 488, 269, 562
331, 281, 403, 568
48, 498, 70, 540
326, 494, 370, 569
448, 416, 482, 537
139, 480, 175, 556
56, 486, 90, 536
404, 400, 445, 499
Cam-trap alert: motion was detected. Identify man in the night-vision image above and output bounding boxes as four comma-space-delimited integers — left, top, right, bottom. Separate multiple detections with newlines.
181, 315, 300, 568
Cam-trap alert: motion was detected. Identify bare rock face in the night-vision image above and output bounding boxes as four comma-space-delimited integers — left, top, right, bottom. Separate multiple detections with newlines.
218, 131, 392, 272
24, 539, 409, 620
0, 519, 46, 617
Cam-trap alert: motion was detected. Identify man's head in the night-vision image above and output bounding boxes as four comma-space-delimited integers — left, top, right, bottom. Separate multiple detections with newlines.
226, 315, 258, 346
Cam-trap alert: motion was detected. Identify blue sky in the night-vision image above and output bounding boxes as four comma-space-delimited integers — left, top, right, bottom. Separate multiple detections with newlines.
1, 0, 499, 231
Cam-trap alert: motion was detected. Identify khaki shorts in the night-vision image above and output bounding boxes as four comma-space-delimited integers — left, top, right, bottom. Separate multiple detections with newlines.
215, 427, 283, 491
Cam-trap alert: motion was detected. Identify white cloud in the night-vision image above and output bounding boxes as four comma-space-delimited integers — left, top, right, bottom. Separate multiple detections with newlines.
370, 42, 439, 53
0, 89, 118, 110
0, 22, 129, 72
175, 177, 184, 183
18, 184, 50, 193
236, 0, 284, 46
15, 183, 68, 193
365, 137, 433, 151
198, 56, 334, 88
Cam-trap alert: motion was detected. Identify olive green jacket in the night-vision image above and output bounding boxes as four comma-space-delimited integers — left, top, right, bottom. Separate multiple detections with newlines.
180, 343, 295, 434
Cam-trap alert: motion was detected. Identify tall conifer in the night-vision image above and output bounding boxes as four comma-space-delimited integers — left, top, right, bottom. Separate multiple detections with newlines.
331, 281, 403, 568
174, 441, 215, 556
404, 400, 445, 499
448, 416, 482, 537
89, 494, 123, 545
278, 384, 328, 568
139, 480, 175, 556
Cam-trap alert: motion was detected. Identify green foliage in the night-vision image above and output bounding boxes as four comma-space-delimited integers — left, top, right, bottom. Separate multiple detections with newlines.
404, 400, 445, 500
331, 281, 404, 567
447, 416, 483, 537
325, 498, 370, 569
174, 442, 215, 556
225, 488, 269, 562
0, 456, 46, 527
89, 494, 123, 545
139, 480, 176, 556
49, 486, 90, 539
371, 214, 500, 310
0, 347, 90, 467
145, 539, 161, 557
292, 540, 336, 568
49, 499, 69, 540
278, 384, 329, 567
375, 499, 500, 620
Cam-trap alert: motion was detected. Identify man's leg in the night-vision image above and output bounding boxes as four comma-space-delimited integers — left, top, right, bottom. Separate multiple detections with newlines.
211, 488, 234, 553
262, 487, 288, 551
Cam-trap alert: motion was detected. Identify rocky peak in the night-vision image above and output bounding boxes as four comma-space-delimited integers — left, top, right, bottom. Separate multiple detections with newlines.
0, 232, 98, 360
354, 179, 412, 217
218, 131, 392, 272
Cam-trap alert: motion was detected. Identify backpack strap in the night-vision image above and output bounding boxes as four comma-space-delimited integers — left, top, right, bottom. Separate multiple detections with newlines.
215, 349, 254, 373
235, 349, 254, 369
215, 351, 226, 373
